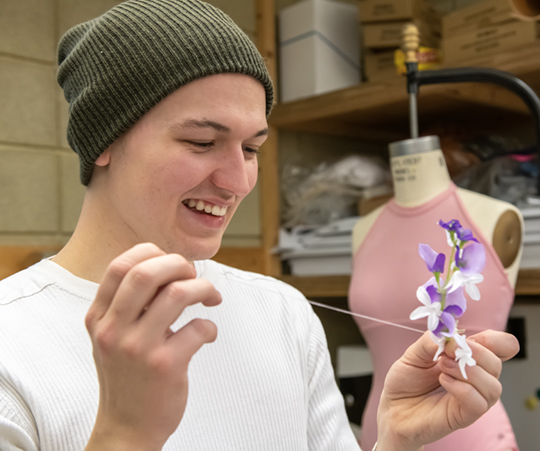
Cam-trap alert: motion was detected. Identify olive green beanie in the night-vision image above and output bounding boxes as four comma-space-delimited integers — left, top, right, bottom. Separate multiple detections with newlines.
57, 0, 274, 185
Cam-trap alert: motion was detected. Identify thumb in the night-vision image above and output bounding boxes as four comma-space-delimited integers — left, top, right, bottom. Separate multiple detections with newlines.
383, 331, 441, 399
401, 331, 440, 368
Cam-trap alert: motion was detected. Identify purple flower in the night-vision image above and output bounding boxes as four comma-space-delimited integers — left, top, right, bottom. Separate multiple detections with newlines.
411, 278, 466, 334
455, 242, 486, 274
419, 244, 446, 274
430, 285, 467, 338
456, 227, 479, 243
439, 219, 479, 243
421, 277, 466, 314
432, 313, 456, 337
425, 284, 441, 303
438, 219, 462, 232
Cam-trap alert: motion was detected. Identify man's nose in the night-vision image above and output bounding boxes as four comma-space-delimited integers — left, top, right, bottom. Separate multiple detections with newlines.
211, 145, 254, 196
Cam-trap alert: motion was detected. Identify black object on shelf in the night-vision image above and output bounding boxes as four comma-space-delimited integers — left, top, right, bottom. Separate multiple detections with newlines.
405, 62, 540, 195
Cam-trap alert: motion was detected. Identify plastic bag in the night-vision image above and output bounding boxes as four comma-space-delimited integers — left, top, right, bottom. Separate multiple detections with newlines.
281, 155, 391, 227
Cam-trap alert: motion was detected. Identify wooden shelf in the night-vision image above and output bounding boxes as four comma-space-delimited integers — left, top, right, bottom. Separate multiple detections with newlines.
270, 43, 540, 142
515, 268, 540, 296
281, 268, 540, 299
280, 275, 352, 298
0, 245, 62, 280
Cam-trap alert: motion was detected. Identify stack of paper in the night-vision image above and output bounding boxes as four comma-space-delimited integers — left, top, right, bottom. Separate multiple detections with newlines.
519, 204, 540, 269
278, 217, 359, 276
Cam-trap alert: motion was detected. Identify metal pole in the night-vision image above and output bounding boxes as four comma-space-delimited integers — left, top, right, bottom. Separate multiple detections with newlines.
409, 92, 418, 139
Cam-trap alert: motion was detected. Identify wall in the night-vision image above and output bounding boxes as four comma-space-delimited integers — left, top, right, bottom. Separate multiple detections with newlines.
0, 0, 80, 249
0, 0, 262, 251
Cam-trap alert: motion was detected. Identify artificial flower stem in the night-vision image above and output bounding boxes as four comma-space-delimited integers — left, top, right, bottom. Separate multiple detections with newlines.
444, 242, 457, 290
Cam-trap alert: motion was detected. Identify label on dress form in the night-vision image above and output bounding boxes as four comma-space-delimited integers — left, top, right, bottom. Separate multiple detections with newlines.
392, 154, 445, 184
391, 155, 422, 183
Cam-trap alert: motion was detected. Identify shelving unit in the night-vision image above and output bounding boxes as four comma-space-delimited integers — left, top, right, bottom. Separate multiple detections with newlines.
213, 0, 540, 297
270, 42, 540, 141
282, 269, 540, 298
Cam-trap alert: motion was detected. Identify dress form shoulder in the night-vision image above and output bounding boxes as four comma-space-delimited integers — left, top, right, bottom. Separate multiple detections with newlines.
456, 188, 523, 287
352, 205, 385, 255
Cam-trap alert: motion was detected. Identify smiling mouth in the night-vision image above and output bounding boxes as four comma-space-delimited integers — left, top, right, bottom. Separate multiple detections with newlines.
182, 199, 228, 217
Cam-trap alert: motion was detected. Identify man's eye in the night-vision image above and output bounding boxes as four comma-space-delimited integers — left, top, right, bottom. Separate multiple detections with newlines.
244, 147, 260, 155
187, 141, 213, 148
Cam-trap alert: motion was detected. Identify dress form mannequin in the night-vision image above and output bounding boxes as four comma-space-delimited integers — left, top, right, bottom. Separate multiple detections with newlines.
349, 136, 522, 451
353, 136, 523, 285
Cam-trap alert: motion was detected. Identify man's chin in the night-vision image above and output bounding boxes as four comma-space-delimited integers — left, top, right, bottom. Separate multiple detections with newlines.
168, 240, 222, 262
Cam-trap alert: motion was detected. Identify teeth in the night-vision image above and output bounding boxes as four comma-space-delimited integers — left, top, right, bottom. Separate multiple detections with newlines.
185, 199, 228, 217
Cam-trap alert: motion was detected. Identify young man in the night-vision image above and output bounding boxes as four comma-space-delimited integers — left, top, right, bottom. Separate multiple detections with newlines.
0, 1, 518, 450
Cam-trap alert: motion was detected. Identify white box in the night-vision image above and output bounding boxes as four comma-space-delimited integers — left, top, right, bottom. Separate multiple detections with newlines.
279, 0, 360, 103
337, 345, 373, 377
521, 233, 540, 269
282, 247, 352, 276
521, 206, 540, 234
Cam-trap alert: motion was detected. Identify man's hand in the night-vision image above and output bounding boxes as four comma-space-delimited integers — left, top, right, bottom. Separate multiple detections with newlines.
84, 243, 221, 451
376, 330, 519, 451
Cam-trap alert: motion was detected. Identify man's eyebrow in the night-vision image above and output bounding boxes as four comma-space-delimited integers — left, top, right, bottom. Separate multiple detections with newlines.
175, 119, 231, 133
253, 127, 269, 138
169, 119, 268, 138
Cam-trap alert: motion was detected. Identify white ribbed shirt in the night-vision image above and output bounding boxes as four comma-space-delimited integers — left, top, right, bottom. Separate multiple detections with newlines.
0, 259, 361, 450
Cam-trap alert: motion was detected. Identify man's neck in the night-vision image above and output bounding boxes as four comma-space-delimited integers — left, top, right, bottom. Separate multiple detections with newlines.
52, 227, 122, 284
390, 149, 451, 207
52, 191, 132, 283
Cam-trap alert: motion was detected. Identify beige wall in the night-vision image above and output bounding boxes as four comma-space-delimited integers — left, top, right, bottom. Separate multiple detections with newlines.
0, 0, 262, 249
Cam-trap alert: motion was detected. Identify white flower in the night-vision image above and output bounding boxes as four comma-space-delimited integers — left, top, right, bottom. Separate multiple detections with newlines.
430, 333, 446, 361
453, 333, 476, 380
447, 271, 484, 300
410, 286, 442, 331
445, 229, 454, 247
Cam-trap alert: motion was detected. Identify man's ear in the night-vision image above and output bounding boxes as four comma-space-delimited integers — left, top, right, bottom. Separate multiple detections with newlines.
95, 148, 111, 166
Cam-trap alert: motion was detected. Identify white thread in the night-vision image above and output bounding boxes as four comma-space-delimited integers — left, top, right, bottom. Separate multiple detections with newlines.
307, 300, 425, 334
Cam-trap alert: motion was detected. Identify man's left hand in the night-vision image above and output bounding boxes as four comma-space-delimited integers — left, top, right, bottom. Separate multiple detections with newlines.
375, 330, 519, 451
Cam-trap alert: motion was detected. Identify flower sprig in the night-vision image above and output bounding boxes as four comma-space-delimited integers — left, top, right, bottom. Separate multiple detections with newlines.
410, 219, 486, 379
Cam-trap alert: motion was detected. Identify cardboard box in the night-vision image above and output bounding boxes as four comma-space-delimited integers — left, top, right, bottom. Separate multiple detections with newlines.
357, 194, 393, 215
358, 0, 440, 24
443, 20, 540, 63
279, 0, 360, 103
394, 46, 443, 74
442, 0, 515, 37
363, 19, 440, 49
364, 50, 399, 81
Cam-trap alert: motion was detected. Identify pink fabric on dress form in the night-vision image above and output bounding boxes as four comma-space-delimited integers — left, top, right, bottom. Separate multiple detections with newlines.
349, 183, 518, 451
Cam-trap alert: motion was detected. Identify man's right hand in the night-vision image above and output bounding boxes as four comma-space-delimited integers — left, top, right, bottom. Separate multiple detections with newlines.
84, 243, 221, 451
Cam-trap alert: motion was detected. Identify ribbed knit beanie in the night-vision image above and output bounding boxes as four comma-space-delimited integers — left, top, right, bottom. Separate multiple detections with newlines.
57, 0, 274, 185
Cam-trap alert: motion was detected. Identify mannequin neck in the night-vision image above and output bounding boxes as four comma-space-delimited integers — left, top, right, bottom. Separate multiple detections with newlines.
391, 149, 452, 207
